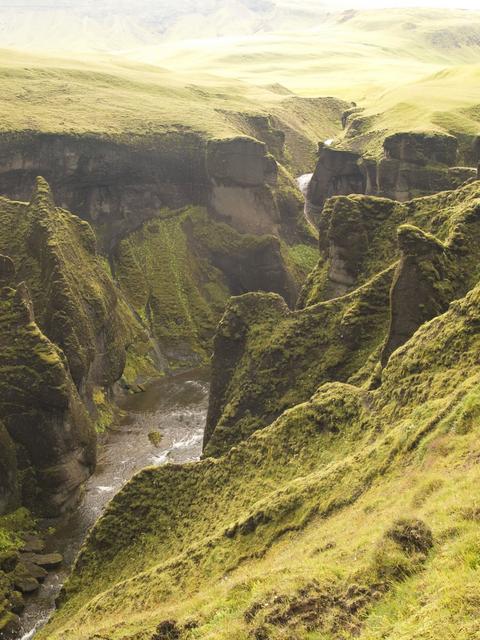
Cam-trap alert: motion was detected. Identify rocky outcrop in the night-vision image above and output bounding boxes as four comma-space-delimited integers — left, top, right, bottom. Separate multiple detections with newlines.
0, 131, 308, 252
206, 136, 287, 236
306, 145, 365, 224
207, 137, 277, 188
306, 132, 477, 212
0, 132, 209, 253
0, 178, 145, 398
0, 179, 158, 514
376, 132, 476, 201
315, 195, 403, 301
206, 181, 480, 455
383, 132, 458, 166
203, 264, 393, 457
0, 420, 18, 516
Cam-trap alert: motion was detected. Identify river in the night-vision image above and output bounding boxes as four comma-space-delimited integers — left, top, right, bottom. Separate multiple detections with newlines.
18, 368, 210, 640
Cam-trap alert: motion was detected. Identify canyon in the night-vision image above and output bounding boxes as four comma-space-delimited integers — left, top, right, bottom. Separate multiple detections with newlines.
1, 5, 480, 640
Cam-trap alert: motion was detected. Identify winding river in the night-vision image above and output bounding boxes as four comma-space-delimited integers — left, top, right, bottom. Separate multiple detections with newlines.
18, 368, 210, 639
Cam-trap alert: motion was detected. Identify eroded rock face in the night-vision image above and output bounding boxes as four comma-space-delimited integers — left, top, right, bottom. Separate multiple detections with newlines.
205, 181, 480, 456
207, 137, 277, 188
0, 420, 18, 516
0, 179, 154, 514
0, 275, 95, 515
383, 132, 458, 166
0, 132, 304, 252
0, 132, 209, 252
317, 195, 401, 300
0, 178, 133, 395
381, 225, 453, 366
206, 137, 285, 236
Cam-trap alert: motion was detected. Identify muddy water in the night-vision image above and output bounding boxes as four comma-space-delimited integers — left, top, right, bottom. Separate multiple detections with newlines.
18, 369, 210, 639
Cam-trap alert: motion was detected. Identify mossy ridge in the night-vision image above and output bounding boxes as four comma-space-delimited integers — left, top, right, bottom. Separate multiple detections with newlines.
303, 179, 480, 307
0, 177, 156, 423
204, 265, 393, 457
39, 277, 480, 639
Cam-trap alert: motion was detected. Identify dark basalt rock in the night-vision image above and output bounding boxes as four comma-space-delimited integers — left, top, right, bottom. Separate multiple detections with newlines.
206, 136, 289, 237
11, 563, 40, 594
19, 552, 63, 569
0, 422, 18, 516
0, 132, 210, 253
307, 132, 477, 211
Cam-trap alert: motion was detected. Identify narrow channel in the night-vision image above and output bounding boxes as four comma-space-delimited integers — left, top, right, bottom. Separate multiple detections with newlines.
18, 369, 210, 639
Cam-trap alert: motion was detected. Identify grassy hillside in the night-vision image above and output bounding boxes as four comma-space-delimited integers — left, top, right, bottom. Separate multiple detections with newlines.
0, 48, 345, 172
39, 197, 480, 638
0, 9, 479, 170
338, 64, 480, 158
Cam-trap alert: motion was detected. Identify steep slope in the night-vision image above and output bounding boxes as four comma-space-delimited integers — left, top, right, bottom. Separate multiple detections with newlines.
113, 206, 300, 367
39, 220, 480, 640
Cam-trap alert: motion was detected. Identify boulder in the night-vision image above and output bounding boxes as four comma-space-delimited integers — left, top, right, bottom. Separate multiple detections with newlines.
20, 535, 45, 554
20, 552, 63, 569
11, 563, 40, 593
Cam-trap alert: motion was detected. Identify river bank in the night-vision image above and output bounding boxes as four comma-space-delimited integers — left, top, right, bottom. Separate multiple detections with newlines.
18, 369, 210, 639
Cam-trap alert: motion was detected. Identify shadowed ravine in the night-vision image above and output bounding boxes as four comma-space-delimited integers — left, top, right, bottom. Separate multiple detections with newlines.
18, 370, 210, 640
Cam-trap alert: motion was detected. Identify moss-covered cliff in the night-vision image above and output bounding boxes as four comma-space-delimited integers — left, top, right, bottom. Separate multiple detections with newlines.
113, 206, 304, 369
205, 181, 480, 455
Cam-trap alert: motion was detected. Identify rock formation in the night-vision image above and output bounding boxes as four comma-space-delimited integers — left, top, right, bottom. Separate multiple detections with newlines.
306, 145, 365, 224
306, 132, 477, 212
380, 225, 453, 366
